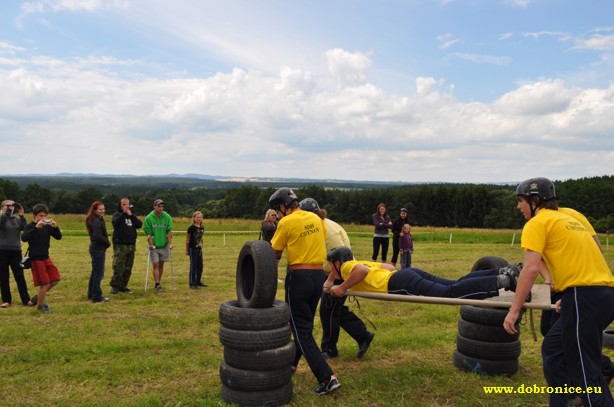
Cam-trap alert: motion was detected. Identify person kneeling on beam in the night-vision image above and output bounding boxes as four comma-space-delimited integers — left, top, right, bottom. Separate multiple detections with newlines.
325, 247, 520, 300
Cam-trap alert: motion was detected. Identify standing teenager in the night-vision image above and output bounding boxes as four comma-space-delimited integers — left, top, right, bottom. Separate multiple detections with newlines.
85, 201, 111, 303
503, 177, 614, 407
269, 188, 340, 396
143, 199, 173, 292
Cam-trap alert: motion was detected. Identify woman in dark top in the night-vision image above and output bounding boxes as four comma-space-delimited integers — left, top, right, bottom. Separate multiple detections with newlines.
85, 201, 111, 303
371, 203, 393, 262
261, 209, 278, 243
391, 208, 409, 267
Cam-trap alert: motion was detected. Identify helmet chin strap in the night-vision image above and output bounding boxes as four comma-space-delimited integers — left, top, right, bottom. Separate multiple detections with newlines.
529, 197, 540, 218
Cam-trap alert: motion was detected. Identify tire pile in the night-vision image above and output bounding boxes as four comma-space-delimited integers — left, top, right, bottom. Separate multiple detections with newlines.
219, 240, 294, 406
453, 256, 522, 376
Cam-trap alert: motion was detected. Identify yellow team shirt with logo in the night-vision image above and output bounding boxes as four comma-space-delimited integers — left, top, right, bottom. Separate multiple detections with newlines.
339, 260, 395, 293
271, 209, 327, 266
521, 209, 614, 292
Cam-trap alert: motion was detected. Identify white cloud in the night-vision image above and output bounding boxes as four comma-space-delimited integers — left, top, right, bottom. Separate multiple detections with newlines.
1, 40, 613, 182
448, 53, 512, 66
437, 33, 461, 50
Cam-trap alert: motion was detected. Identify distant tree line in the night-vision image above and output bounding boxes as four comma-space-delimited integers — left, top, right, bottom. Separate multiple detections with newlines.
1, 176, 613, 232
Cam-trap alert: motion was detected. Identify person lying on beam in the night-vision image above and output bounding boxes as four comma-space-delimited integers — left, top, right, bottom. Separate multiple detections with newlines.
325, 247, 521, 300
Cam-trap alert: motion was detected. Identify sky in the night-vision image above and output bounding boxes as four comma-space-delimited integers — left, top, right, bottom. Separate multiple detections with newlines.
1, 0, 613, 183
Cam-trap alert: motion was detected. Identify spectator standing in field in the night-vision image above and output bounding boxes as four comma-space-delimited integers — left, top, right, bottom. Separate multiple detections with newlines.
398, 223, 414, 269
110, 198, 142, 294
85, 201, 111, 303
186, 211, 207, 288
269, 188, 340, 396
371, 203, 393, 263
390, 208, 409, 268
0, 200, 33, 307
260, 209, 278, 244
143, 199, 173, 292
503, 177, 614, 406
21, 204, 62, 313
299, 198, 374, 360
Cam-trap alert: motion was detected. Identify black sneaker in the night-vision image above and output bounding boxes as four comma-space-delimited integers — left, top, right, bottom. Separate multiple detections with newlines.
321, 351, 338, 360
313, 375, 340, 395
197, 282, 208, 287
110, 288, 120, 295
498, 263, 523, 291
155, 284, 164, 292
38, 303, 51, 313
122, 288, 133, 294
357, 332, 375, 358
92, 297, 109, 303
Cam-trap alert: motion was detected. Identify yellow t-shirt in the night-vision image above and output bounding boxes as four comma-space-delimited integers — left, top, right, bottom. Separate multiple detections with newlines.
521, 209, 614, 292
339, 260, 395, 293
558, 207, 597, 235
324, 218, 350, 251
271, 209, 327, 266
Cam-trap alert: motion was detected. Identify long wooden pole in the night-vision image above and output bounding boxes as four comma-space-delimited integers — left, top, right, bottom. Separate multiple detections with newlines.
344, 290, 555, 310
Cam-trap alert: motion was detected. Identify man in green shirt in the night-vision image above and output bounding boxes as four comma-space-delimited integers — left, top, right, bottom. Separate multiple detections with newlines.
143, 199, 173, 292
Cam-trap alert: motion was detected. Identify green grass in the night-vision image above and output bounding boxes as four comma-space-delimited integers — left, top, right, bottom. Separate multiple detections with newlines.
1, 216, 613, 406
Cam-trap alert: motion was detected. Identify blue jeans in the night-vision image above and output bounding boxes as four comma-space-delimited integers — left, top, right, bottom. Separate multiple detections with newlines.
88, 247, 106, 300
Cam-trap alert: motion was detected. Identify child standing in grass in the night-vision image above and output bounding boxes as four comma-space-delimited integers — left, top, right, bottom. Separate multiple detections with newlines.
398, 223, 413, 269
21, 204, 62, 313
186, 211, 206, 288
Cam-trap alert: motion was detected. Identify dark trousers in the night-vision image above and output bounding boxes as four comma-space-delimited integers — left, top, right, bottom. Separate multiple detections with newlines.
0, 249, 30, 305
400, 251, 412, 268
188, 247, 203, 286
387, 267, 499, 299
285, 268, 333, 383
88, 247, 106, 300
319, 291, 369, 355
391, 235, 401, 264
542, 286, 614, 407
110, 244, 135, 290
372, 236, 390, 262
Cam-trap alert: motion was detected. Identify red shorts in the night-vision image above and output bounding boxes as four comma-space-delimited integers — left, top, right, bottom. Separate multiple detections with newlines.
31, 258, 61, 287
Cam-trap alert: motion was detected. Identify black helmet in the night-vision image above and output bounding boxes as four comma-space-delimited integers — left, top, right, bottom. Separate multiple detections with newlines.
299, 198, 320, 213
269, 187, 298, 210
515, 177, 556, 201
326, 247, 354, 265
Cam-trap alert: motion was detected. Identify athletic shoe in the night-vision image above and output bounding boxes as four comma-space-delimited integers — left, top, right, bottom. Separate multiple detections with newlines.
321, 351, 338, 360
197, 282, 208, 287
189, 285, 198, 289
498, 263, 523, 291
1, 302, 10, 308
155, 284, 164, 292
313, 375, 340, 395
92, 297, 109, 303
357, 332, 375, 358
38, 304, 51, 313
110, 288, 120, 295
122, 288, 133, 294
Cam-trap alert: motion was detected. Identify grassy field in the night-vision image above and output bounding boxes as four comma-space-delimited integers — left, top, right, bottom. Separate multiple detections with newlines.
1, 215, 613, 406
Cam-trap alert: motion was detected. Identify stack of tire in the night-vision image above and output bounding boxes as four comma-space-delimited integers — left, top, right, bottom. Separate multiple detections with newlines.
219, 240, 294, 407
453, 256, 522, 376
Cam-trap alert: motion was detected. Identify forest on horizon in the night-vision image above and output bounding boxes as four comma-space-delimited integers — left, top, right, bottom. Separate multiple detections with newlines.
1, 175, 613, 232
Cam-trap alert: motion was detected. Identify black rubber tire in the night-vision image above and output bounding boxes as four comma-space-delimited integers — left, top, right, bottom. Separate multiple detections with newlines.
456, 334, 521, 360
459, 305, 524, 326
224, 341, 296, 371
236, 240, 278, 308
220, 360, 292, 391
471, 256, 509, 272
603, 328, 614, 349
219, 325, 292, 351
453, 349, 519, 376
219, 300, 289, 331
221, 382, 293, 407
457, 318, 519, 343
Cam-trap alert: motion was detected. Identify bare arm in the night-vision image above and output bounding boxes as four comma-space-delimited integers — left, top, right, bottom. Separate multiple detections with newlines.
503, 250, 540, 334
331, 264, 369, 297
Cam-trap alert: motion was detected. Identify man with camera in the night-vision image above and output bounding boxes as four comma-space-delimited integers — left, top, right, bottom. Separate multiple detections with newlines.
0, 200, 33, 308
110, 198, 142, 294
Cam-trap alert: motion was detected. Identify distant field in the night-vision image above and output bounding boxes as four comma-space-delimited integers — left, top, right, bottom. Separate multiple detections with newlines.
1, 216, 612, 406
